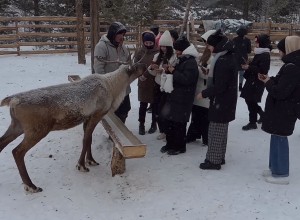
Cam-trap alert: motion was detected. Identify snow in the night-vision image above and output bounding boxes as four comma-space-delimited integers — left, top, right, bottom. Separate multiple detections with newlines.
0, 53, 300, 220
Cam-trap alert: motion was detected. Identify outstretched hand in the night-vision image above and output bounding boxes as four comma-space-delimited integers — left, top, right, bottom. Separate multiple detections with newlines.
258, 73, 270, 83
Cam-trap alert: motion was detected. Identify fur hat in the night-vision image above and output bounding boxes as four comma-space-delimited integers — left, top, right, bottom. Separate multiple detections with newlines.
255, 34, 271, 48
142, 32, 156, 43
173, 35, 190, 51
201, 30, 216, 42
236, 26, 247, 37
277, 37, 286, 54
159, 30, 174, 47
206, 29, 224, 47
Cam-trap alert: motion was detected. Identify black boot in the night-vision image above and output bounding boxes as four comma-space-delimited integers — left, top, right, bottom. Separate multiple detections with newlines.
139, 123, 145, 135
242, 122, 257, 131
257, 110, 264, 124
148, 123, 157, 134
200, 160, 221, 170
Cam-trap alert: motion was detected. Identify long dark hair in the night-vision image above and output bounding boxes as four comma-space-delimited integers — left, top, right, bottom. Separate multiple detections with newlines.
155, 46, 174, 65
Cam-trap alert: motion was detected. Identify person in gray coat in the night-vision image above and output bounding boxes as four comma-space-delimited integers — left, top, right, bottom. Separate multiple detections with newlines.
93, 22, 130, 123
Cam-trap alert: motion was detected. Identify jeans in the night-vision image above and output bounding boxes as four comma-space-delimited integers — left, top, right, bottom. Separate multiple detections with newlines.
269, 135, 289, 177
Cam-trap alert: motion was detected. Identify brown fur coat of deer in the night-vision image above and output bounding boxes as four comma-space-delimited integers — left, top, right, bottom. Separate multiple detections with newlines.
0, 63, 146, 193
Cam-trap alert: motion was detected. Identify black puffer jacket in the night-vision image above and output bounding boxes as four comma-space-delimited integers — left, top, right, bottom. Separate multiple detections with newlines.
233, 36, 251, 71
240, 51, 270, 102
262, 49, 300, 136
162, 45, 199, 123
202, 37, 238, 123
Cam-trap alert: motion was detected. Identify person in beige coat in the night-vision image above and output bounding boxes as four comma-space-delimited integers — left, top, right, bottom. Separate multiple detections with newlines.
135, 31, 159, 135
186, 30, 215, 146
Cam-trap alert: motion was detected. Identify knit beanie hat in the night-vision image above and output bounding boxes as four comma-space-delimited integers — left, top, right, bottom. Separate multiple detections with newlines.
173, 35, 190, 51
142, 32, 156, 43
277, 37, 286, 54
159, 30, 174, 47
255, 34, 271, 48
207, 29, 224, 47
236, 26, 247, 37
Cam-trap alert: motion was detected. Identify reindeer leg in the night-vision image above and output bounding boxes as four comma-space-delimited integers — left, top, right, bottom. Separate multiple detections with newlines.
12, 130, 49, 193
0, 118, 23, 153
76, 114, 103, 171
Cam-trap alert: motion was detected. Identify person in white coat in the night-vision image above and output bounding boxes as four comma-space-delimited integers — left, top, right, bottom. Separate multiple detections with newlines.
148, 30, 177, 140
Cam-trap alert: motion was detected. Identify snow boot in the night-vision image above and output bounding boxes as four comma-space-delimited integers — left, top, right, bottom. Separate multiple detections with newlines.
139, 123, 145, 135
242, 122, 257, 131
148, 123, 157, 134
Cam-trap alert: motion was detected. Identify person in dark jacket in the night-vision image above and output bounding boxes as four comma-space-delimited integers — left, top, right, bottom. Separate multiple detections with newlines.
258, 36, 300, 185
196, 29, 238, 170
94, 22, 130, 123
232, 26, 252, 91
135, 31, 159, 135
159, 35, 199, 155
240, 34, 271, 130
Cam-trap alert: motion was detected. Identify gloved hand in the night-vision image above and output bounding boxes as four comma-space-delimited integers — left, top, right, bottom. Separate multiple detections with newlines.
160, 73, 167, 91
163, 74, 174, 93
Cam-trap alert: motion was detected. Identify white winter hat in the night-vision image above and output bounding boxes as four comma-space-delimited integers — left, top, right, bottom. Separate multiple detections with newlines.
201, 30, 216, 42
159, 30, 173, 47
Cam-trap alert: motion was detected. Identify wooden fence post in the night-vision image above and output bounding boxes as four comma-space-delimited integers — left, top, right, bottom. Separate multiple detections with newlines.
90, 0, 100, 73
76, 0, 86, 64
15, 21, 20, 56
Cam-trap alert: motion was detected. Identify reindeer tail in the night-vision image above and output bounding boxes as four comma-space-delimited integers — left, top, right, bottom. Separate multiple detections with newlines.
0, 97, 12, 107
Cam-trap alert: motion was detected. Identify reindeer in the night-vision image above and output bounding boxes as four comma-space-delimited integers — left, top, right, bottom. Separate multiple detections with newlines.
0, 56, 146, 193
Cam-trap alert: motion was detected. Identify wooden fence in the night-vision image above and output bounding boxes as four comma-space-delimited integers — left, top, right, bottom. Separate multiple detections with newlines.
0, 16, 300, 56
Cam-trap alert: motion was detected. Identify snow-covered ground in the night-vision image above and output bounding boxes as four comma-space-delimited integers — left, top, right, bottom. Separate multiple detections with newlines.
0, 53, 300, 220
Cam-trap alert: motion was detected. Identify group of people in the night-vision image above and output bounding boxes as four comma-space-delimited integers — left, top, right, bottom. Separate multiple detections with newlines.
93, 21, 300, 185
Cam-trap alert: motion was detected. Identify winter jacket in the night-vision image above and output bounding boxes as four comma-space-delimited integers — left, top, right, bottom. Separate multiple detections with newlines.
233, 36, 251, 70
201, 37, 238, 123
161, 44, 199, 123
193, 55, 212, 108
135, 32, 159, 103
262, 48, 300, 136
240, 49, 270, 102
93, 23, 130, 94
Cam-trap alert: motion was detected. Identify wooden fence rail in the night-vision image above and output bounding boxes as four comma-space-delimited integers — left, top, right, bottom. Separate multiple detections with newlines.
0, 16, 300, 56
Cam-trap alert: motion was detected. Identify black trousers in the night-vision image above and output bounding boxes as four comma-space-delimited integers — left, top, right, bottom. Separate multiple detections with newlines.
186, 105, 209, 144
165, 119, 187, 152
154, 90, 167, 133
115, 95, 131, 123
245, 99, 263, 123
138, 102, 156, 124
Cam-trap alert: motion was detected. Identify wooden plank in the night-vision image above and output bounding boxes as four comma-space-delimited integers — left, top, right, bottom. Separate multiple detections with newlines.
18, 24, 77, 29
19, 41, 78, 46
19, 49, 77, 55
101, 112, 146, 159
18, 32, 77, 38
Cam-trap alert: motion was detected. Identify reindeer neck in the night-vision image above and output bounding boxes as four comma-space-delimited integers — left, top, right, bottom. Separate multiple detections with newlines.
104, 68, 130, 97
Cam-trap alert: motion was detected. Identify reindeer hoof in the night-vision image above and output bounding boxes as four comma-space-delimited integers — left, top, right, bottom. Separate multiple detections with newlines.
76, 164, 89, 172
24, 184, 43, 193
86, 159, 99, 166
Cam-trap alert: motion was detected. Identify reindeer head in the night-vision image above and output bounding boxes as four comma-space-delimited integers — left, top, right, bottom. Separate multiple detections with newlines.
97, 49, 147, 83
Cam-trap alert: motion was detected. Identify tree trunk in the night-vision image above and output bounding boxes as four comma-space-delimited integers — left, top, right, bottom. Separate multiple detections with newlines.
33, 0, 40, 32
90, 0, 100, 73
242, 0, 250, 20
180, 0, 193, 36
76, 0, 86, 64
